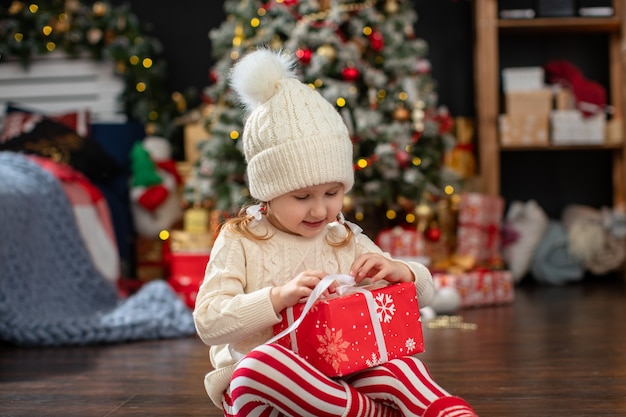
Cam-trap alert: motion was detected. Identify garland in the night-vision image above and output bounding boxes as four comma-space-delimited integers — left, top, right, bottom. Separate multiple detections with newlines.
0, 0, 189, 137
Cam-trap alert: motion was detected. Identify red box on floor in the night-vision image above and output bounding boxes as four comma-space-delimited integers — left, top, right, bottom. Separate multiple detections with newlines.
432, 269, 514, 308
272, 282, 424, 377
167, 251, 210, 309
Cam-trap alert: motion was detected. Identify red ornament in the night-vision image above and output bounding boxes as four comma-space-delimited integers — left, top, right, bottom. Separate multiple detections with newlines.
395, 149, 410, 168
416, 58, 431, 74
209, 69, 218, 84
369, 31, 384, 51
425, 226, 441, 242
341, 66, 360, 82
284, 0, 298, 5
296, 48, 312, 65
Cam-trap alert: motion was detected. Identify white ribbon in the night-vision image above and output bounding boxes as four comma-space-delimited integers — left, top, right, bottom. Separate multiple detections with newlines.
267, 274, 389, 366
338, 211, 363, 235
338, 284, 389, 365
229, 274, 351, 362
246, 204, 263, 223
266, 274, 354, 346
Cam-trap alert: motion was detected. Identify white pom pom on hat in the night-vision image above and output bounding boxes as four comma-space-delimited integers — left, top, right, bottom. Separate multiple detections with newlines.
229, 48, 354, 202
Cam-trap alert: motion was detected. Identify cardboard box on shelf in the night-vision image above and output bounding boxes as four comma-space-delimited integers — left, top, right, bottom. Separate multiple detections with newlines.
499, 114, 549, 146
505, 89, 553, 115
501, 67, 545, 92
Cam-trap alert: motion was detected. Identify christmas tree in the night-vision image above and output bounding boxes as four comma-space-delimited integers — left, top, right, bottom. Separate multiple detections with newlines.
184, 0, 462, 231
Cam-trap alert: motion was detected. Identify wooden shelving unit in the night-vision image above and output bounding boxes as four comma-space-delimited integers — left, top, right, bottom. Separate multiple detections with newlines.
473, 0, 626, 208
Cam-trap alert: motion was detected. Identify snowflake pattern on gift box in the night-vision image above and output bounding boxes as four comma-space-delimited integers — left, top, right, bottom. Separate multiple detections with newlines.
406, 337, 417, 353
375, 293, 396, 323
316, 327, 351, 373
366, 352, 384, 367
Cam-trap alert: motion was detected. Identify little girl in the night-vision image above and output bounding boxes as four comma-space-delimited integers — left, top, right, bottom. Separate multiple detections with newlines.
193, 49, 477, 417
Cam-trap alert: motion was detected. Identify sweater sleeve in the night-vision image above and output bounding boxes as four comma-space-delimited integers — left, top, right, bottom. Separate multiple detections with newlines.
353, 232, 435, 307
192, 230, 281, 347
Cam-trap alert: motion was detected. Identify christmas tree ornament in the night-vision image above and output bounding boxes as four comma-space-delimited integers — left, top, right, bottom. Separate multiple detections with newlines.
341, 66, 360, 82
394, 148, 411, 168
385, 0, 399, 14
415, 202, 434, 233
393, 104, 411, 121
316, 44, 336, 61
296, 48, 312, 65
92, 2, 108, 16
8, 1, 24, 15
426, 224, 441, 242
429, 287, 461, 315
369, 30, 384, 51
86, 28, 102, 44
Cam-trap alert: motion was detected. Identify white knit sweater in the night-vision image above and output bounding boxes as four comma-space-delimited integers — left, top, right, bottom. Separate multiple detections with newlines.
193, 217, 434, 408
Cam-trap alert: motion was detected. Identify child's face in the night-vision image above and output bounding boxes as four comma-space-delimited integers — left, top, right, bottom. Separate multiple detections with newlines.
267, 182, 345, 237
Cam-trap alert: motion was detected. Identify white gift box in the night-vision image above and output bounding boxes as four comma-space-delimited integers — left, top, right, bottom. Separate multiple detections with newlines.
550, 110, 606, 145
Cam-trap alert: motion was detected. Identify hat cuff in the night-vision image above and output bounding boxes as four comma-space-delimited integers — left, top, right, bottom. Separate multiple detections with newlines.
247, 135, 354, 201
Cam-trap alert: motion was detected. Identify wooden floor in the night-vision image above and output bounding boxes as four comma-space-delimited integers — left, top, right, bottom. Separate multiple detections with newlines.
1, 275, 625, 417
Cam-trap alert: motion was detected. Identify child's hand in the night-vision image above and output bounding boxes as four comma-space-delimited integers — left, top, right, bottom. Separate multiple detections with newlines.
270, 270, 336, 313
350, 253, 414, 284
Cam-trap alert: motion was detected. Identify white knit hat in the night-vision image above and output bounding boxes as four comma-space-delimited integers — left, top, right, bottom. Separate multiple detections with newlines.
229, 49, 354, 202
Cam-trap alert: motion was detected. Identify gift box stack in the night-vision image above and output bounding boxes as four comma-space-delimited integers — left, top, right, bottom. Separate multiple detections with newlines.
498, 66, 551, 147
431, 268, 514, 309
165, 207, 214, 309
273, 282, 424, 377
431, 192, 514, 309
375, 226, 427, 263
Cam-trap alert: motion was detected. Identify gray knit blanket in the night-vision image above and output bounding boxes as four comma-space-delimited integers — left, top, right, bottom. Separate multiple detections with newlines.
0, 152, 196, 346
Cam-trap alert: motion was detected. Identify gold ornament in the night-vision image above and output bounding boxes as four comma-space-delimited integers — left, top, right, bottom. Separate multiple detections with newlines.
343, 195, 354, 213
92, 1, 108, 16
8, 1, 24, 15
86, 28, 103, 44
415, 202, 434, 233
385, 0, 399, 14
54, 15, 70, 33
317, 44, 336, 61
393, 104, 411, 122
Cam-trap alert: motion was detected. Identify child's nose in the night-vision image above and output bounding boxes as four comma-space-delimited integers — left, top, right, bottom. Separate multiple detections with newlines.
310, 202, 327, 219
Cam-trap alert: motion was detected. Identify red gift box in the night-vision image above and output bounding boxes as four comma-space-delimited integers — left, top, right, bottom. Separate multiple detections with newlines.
272, 281, 424, 377
432, 269, 514, 308
376, 226, 426, 259
455, 192, 504, 263
167, 251, 209, 309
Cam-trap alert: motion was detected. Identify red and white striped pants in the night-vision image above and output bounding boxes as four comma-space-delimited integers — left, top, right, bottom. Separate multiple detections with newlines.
222, 343, 476, 417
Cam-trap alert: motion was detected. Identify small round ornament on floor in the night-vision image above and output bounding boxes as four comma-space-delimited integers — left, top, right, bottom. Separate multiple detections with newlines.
430, 286, 461, 315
